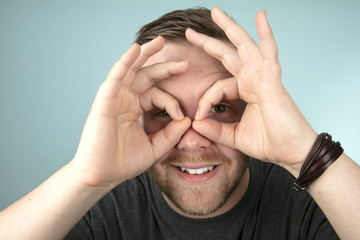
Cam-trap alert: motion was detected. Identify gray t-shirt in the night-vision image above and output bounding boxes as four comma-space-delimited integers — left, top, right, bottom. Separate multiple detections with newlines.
65, 159, 339, 239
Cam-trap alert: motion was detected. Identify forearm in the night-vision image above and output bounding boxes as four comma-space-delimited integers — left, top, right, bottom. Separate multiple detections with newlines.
0, 161, 112, 240
305, 154, 360, 239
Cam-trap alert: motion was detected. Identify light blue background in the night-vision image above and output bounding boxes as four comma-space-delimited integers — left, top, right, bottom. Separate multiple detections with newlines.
1, 0, 359, 210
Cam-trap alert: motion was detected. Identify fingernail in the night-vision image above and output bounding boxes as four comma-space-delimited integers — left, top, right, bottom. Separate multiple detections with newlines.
177, 109, 184, 120
195, 110, 201, 120
180, 60, 190, 68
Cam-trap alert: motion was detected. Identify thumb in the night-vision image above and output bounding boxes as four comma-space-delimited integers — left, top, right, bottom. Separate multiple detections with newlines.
150, 117, 192, 160
192, 119, 237, 149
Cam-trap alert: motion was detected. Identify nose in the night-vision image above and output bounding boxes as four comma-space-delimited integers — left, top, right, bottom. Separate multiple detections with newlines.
176, 126, 211, 153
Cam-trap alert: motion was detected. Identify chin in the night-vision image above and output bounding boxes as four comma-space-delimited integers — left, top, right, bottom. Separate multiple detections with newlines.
147, 151, 250, 216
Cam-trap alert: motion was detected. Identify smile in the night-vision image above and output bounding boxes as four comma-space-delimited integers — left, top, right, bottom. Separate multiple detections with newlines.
179, 166, 215, 175
172, 164, 220, 184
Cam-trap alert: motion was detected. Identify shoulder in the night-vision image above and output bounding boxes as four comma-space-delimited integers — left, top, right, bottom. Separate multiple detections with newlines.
250, 159, 314, 203
85, 173, 154, 228
248, 159, 339, 239
65, 173, 155, 239
101, 172, 152, 206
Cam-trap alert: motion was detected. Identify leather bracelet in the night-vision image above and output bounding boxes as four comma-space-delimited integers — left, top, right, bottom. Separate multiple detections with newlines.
293, 133, 344, 191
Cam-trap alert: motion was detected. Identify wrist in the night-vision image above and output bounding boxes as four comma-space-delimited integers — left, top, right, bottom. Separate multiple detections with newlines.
68, 158, 121, 192
292, 133, 344, 191
279, 130, 318, 178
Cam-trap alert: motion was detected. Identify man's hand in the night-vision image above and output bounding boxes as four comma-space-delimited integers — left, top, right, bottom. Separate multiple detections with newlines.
186, 7, 317, 176
0, 36, 193, 240
72, 36, 191, 188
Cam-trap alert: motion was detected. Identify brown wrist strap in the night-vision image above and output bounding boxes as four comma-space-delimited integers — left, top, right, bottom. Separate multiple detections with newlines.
293, 133, 344, 191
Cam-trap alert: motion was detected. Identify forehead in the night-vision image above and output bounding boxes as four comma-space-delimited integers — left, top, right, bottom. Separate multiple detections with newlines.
145, 42, 230, 98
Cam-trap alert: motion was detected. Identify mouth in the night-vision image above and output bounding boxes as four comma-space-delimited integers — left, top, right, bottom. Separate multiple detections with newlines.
171, 164, 220, 184
178, 166, 217, 175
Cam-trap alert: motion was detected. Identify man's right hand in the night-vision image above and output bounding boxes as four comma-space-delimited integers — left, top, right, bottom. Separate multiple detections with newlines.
72, 36, 191, 189
0, 36, 191, 240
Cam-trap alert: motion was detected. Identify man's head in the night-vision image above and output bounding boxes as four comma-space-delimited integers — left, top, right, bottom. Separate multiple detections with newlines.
139, 8, 250, 217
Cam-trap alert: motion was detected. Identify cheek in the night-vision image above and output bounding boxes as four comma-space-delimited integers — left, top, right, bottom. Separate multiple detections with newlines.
148, 152, 172, 177
142, 114, 169, 135
216, 144, 245, 162
143, 121, 160, 135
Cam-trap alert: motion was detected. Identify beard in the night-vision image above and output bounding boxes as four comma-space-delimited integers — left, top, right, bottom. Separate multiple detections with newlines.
147, 151, 250, 216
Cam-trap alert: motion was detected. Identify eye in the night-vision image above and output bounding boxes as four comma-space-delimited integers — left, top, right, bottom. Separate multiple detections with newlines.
157, 110, 169, 117
152, 109, 171, 119
210, 104, 228, 113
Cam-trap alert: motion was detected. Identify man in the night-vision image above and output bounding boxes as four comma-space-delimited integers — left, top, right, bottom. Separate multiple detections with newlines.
0, 7, 359, 239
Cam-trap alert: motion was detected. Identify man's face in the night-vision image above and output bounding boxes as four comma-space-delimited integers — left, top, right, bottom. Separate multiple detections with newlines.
143, 42, 249, 217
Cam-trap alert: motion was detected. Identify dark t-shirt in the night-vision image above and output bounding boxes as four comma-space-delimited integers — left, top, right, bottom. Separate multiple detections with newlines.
65, 159, 339, 239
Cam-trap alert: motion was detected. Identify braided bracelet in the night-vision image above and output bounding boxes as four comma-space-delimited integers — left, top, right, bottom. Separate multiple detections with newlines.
293, 133, 344, 191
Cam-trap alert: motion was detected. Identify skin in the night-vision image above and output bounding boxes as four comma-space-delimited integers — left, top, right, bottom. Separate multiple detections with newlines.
142, 42, 250, 217
0, 6, 359, 240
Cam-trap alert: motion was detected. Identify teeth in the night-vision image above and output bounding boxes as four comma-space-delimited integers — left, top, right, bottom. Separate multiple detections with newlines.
189, 169, 197, 174
180, 166, 215, 175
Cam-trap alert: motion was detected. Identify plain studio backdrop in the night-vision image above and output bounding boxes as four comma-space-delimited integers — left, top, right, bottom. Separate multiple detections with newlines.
0, 0, 359, 210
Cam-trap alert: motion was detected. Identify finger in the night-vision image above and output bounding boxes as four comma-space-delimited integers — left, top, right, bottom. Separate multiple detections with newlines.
131, 36, 166, 70
195, 77, 239, 120
255, 11, 282, 82
185, 28, 243, 77
139, 87, 184, 121
106, 43, 141, 83
211, 6, 262, 63
150, 117, 192, 160
255, 10, 278, 63
192, 118, 237, 149
121, 36, 167, 88
98, 43, 141, 99
131, 60, 190, 94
